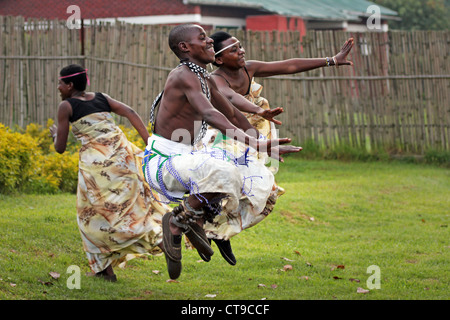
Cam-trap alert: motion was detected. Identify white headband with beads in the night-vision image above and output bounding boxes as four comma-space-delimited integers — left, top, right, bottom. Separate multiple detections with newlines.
215, 40, 240, 56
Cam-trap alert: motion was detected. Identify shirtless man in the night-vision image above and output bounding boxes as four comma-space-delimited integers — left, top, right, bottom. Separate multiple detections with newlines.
142, 24, 301, 279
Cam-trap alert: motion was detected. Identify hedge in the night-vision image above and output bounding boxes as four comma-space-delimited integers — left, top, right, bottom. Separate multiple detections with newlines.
0, 121, 147, 194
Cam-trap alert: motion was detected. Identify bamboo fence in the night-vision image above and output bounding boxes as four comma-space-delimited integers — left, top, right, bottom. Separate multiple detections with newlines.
1, 16, 449, 153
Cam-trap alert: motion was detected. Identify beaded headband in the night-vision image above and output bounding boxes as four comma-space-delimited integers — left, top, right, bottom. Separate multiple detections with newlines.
215, 40, 240, 56
59, 69, 90, 86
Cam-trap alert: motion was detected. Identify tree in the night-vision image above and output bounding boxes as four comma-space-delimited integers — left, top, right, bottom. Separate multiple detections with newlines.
372, 0, 449, 30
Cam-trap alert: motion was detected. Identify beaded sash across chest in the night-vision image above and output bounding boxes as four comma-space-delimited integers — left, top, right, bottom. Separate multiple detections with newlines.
149, 61, 210, 145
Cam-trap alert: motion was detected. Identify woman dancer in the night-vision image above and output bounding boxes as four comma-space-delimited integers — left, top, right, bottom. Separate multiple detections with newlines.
201, 32, 354, 264
210, 31, 354, 138
51, 64, 170, 281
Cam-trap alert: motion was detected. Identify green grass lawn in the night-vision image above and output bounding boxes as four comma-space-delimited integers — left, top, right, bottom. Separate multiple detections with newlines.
0, 158, 448, 300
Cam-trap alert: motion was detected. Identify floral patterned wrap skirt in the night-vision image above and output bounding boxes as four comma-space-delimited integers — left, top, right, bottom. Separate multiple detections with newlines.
71, 112, 170, 273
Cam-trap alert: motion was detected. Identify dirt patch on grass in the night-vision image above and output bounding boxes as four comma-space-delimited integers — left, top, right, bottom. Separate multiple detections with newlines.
280, 210, 317, 224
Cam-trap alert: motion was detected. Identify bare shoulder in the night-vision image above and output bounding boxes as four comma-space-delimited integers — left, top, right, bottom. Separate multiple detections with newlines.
161, 66, 199, 105
244, 60, 263, 74
58, 99, 72, 110
167, 65, 200, 89
210, 72, 227, 87
57, 100, 72, 118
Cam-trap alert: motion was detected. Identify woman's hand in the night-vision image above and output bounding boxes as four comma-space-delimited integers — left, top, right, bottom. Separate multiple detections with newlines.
334, 38, 354, 66
49, 124, 58, 140
257, 107, 283, 125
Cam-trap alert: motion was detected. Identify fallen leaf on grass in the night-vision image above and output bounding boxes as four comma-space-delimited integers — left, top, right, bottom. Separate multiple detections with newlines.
152, 270, 160, 275
49, 272, 60, 280
294, 250, 301, 256
38, 279, 53, 286
9, 283, 16, 287
258, 284, 267, 288
357, 287, 370, 294
283, 265, 293, 271
205, 294, 217, 298
281, 257, 294, 262
331, 264, 345, 271
349, 278, 360, 283
271, 284, 278, 289
299, 276, 309, 280
333, 276, 343, 280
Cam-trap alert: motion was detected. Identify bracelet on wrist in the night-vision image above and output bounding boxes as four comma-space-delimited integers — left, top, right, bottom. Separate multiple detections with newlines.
326, 56, 339, 68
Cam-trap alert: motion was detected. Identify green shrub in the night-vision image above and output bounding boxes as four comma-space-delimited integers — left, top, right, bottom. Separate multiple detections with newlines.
424, 149, 450, 167
41, 152, 79, 193
0, 122, 79, 194
0, 120, 147, 195
24, 121, 54, 154
0, 124, 41, 193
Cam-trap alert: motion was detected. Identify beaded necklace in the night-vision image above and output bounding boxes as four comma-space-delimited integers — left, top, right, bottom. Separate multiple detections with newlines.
179, 60, 210, 145
149, 60, 210, 145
